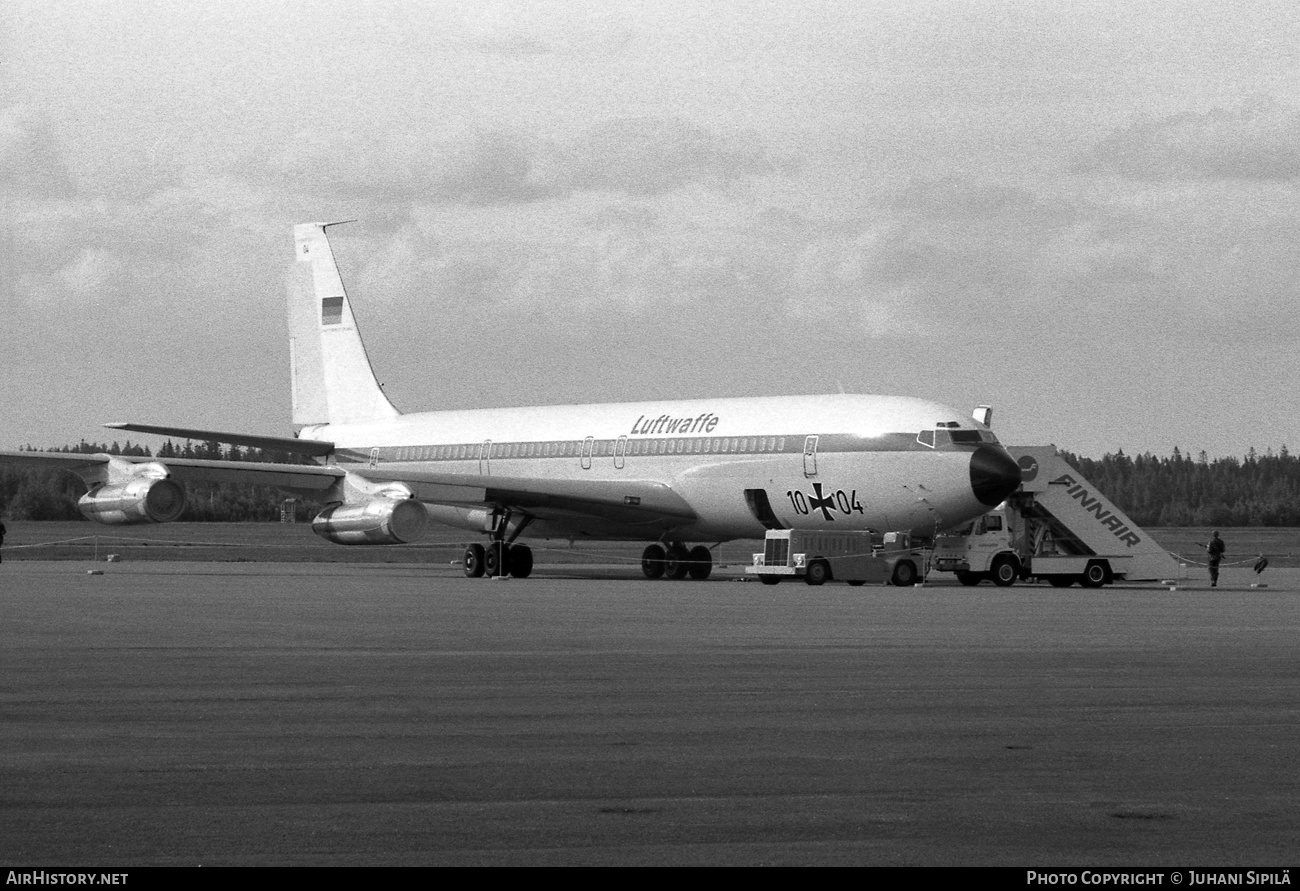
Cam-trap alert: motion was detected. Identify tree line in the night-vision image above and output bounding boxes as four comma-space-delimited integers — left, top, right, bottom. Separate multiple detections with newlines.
0, 440, 320, 522
2, 441, 1298, 526
1057, 446, 1299, 527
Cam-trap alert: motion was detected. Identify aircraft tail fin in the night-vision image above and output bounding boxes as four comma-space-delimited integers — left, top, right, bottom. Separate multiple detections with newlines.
287, 222, 401, 427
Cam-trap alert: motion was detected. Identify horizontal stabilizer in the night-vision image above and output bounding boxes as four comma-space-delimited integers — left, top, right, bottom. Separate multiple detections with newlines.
103, 423, 334, 458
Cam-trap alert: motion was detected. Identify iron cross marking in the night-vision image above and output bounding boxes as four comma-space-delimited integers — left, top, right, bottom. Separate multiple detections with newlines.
808, 482, 836, 521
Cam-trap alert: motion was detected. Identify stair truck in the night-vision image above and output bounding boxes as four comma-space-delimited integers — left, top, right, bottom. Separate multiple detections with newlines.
746, 529, 926, 587
931, 445, 1181, 587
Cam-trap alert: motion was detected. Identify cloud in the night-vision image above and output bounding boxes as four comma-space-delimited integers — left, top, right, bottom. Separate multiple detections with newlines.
341, 189, 924, 341
255, 117, 791, 212
57, 248, 122, 300
1080, 97, 1300, 181
441, 1, 634, 58
269, 130, 534, 210
2, 172, 254, 308
551, 117, 792, 196
0, 105, 77, 199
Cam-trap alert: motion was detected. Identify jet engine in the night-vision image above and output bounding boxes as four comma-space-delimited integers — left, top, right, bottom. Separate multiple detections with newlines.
311, 497, 429, 545
78, 473, 187, 524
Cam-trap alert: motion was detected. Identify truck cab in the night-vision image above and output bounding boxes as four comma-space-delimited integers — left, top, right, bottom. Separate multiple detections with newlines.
933, 504, 1022, 586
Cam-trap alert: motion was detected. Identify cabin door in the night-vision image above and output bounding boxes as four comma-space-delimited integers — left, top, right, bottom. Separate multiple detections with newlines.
803, 435, 819, 478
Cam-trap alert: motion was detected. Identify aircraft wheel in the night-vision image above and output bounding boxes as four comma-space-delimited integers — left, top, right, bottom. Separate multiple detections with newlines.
484, 541, 509, 577
641, 544, 666, 579
759, 574, 781, 586
1080, 561, 1108, 588
664, 544, 690, 580
463, 543, 486, 578
508, 545, 533, 579
990, 555, 1019, 587
1049, 576, 1075, 588
891, 559, 918, 587
686, 545, 712, 580
956, 571, 981, 587
804, 560, 830, 586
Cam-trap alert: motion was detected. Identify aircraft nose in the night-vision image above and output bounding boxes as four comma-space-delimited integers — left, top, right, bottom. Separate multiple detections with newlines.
970, 445, 1022, 507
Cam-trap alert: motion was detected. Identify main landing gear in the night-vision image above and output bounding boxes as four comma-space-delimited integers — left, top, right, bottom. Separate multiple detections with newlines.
464, 508, 534, 579
463, 541, 534, 579
641, 542, 713, 581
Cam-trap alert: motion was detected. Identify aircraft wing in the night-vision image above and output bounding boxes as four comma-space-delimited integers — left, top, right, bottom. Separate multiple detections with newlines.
0, 450, 695, 526
0, 449, 343, 494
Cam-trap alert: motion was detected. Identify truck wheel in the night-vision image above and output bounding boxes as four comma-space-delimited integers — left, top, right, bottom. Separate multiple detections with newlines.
955, 571, 981, 587
890, 560, 918, 587
1048, 576, 1074, 588
1080, 561, 1108, 588
759, 574, 781, 586
990, 555, 1019, 587
804, 560, 830, 586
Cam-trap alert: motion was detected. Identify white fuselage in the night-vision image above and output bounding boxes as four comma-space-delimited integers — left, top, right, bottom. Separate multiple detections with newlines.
299, 393, 1014, 542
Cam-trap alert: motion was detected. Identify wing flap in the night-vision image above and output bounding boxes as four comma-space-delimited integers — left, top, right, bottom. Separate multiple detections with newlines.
155, 457, 342, 491
370, 467, 697, 523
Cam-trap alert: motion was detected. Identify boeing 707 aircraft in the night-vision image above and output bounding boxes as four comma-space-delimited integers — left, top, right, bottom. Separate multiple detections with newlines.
0, 222, 1021, 581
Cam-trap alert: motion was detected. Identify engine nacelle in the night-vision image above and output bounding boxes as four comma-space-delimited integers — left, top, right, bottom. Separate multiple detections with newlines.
78, 477, 187, 525
311, 498, 429, 545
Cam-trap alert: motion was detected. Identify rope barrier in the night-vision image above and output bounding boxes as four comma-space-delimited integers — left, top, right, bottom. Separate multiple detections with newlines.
3, 536, 102, 550
1, 534, 1282, 573
1169, 552, 1272, 568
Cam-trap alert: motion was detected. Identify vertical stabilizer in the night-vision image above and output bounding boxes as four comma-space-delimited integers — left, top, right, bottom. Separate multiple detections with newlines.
287, 222, 401, 426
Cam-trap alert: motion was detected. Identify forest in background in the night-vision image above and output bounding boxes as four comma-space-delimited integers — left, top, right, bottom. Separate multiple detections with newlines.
2, 441, 1298, 526
1059, 446, 1299, 527
0, 440, 318, 522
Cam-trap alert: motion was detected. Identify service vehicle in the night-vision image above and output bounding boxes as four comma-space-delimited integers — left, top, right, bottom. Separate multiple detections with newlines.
747, 528, 925, 587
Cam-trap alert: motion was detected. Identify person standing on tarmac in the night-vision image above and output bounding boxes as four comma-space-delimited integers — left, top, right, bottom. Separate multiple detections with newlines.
1206, 531, 1226, 587
0, 520, 6, 563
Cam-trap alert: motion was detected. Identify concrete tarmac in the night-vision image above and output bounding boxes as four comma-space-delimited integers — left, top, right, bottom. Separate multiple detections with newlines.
2, 561, 1298, 866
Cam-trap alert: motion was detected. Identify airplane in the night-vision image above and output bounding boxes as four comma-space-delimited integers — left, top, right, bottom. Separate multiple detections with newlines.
0, 221, 1022, 581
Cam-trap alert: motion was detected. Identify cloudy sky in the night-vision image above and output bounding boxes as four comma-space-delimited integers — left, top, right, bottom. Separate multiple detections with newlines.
3, 1, 1297, 459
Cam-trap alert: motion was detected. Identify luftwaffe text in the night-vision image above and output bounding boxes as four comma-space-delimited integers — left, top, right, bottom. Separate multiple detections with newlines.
630, 413, 720, 435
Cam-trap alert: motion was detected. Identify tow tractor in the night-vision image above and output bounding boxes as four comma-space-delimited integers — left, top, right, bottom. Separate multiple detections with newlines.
746, 529, 926, 587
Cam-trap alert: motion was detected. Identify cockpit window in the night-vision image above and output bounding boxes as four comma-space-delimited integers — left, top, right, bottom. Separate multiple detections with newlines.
922, 425, 1001, 447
